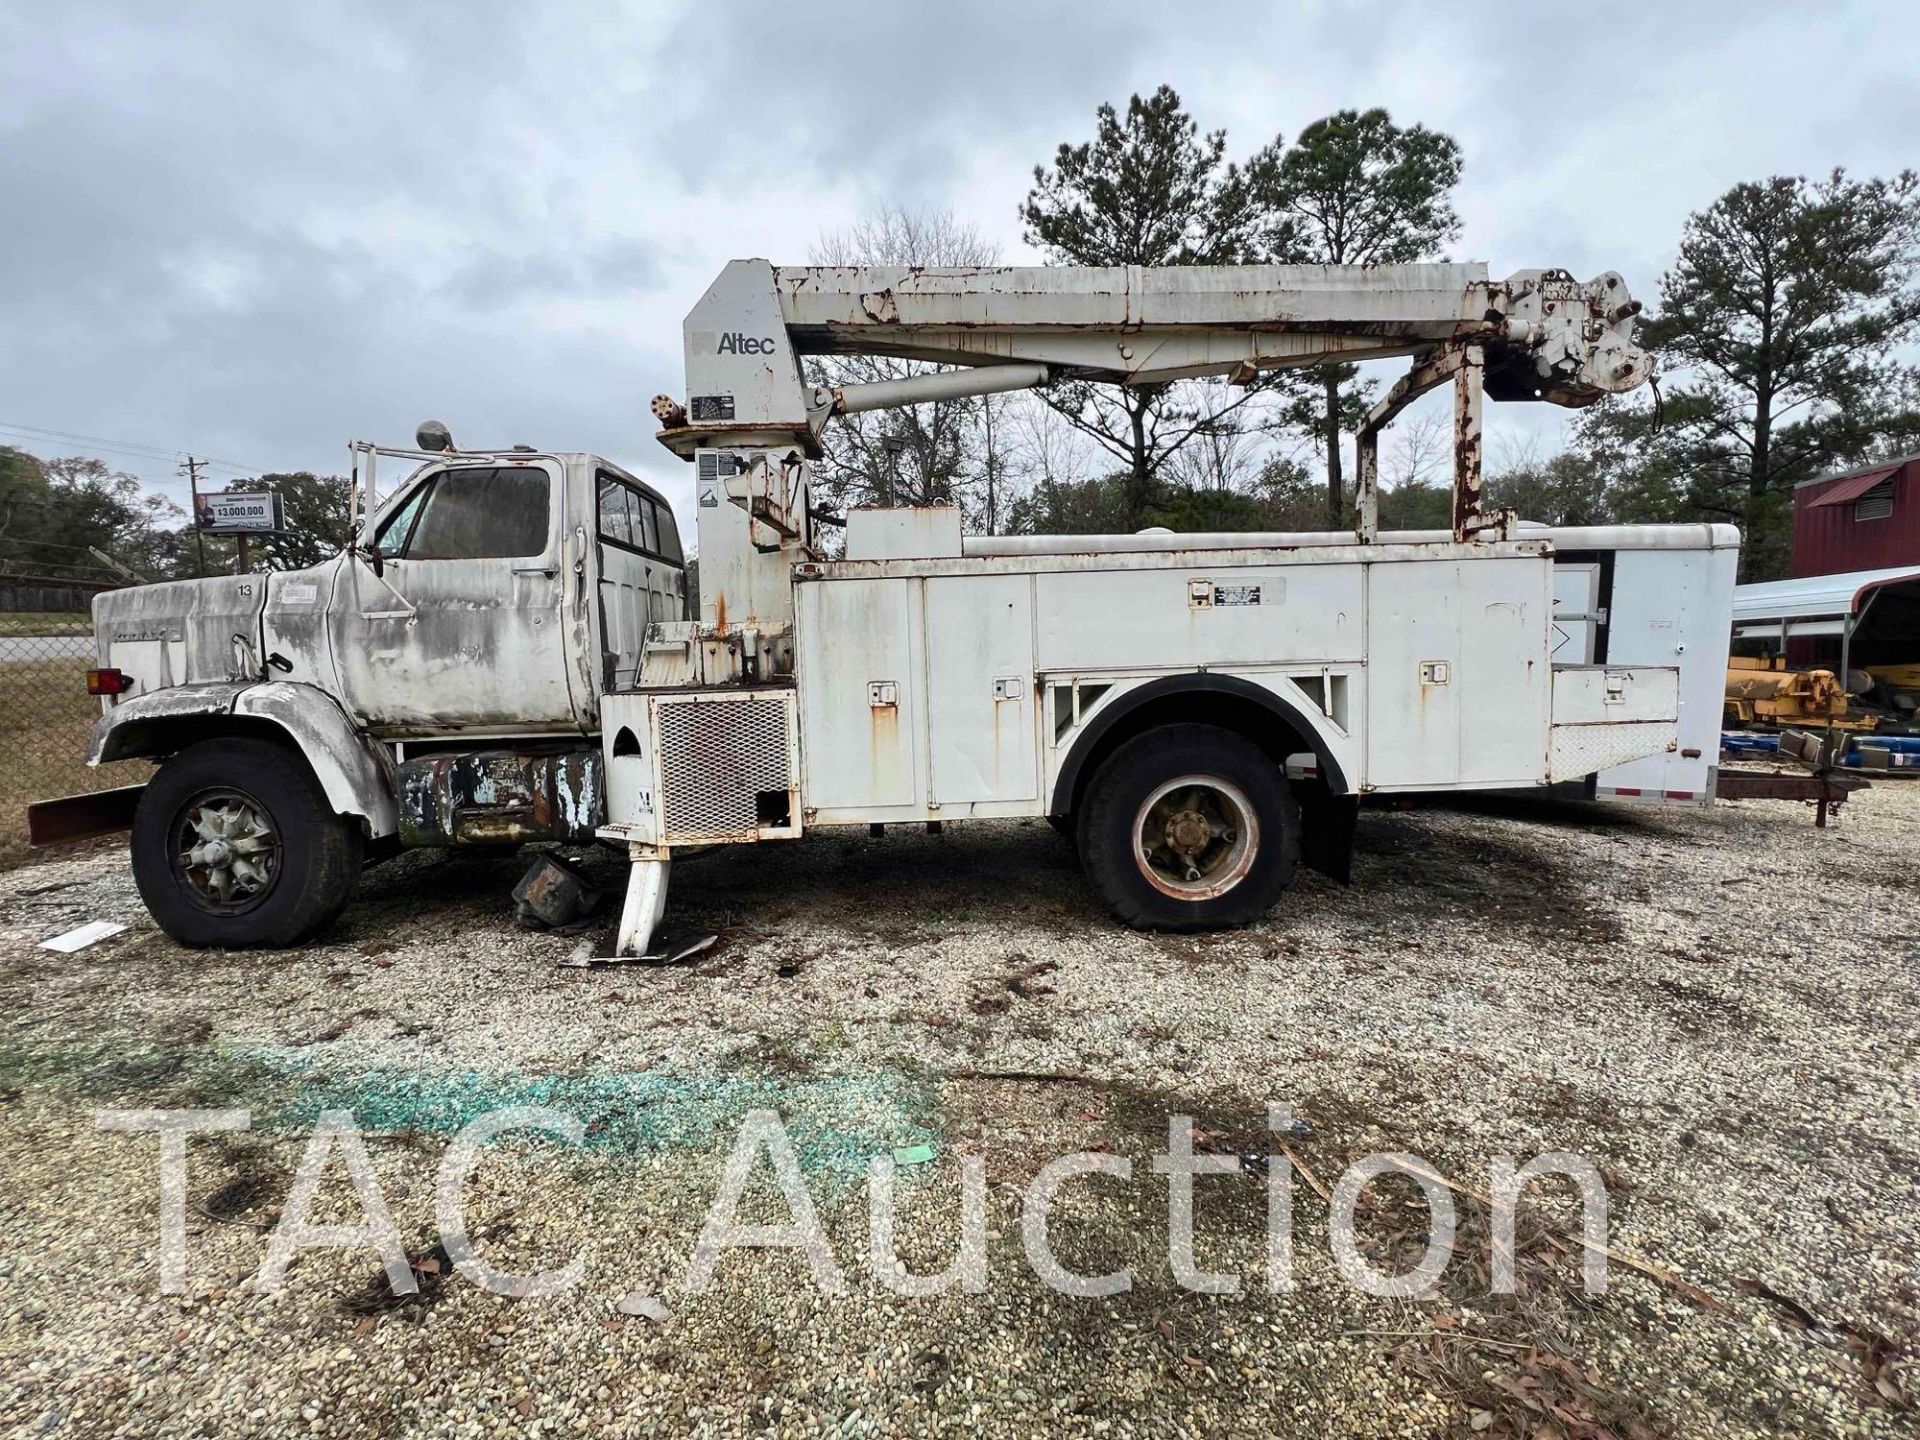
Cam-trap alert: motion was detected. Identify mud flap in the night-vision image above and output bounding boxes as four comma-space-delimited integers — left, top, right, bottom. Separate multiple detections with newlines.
1295, 782, 1356, 885
27, 784, 146, 846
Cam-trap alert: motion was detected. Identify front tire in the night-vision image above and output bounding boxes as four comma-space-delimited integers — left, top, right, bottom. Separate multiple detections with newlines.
1078, 724, 1300, 931
132, 737, 362, 948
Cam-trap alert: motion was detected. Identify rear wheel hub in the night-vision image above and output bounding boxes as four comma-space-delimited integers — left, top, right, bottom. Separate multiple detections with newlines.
1132, 774, 1259, 899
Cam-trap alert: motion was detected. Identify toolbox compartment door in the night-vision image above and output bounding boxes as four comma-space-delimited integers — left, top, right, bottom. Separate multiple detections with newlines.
1365, 556, 1551, 789
1548, 665, 1679, 781
925, 574, 1038, 806
795, 576, 919, 813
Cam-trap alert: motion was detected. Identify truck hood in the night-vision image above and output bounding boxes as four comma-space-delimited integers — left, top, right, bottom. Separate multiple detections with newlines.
93, 571, 270, 698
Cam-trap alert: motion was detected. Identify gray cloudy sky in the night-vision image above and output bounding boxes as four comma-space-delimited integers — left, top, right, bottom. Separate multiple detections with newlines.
3, 0, 1916, 521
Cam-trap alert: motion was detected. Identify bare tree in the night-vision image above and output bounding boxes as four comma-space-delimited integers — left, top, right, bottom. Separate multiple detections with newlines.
977, 390, 1008, 536
807, 207, 999, 518
1163, 380, 1262, 493
999, 398, 1110, 534
1489, 428, 1547, 477
1384, 408, 1448, 490
1013, 400, 1096, 492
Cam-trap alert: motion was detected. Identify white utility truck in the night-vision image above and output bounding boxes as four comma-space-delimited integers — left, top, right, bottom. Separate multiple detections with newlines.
46, 258, 1720, 953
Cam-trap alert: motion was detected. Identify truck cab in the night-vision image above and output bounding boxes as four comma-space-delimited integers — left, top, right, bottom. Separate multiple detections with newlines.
95, 450, 685, 737
68, 445, 687, 946
328, 449, 685, 734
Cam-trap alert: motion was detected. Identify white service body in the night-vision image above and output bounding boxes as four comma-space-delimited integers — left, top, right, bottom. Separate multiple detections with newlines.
599, 509, 1692, 854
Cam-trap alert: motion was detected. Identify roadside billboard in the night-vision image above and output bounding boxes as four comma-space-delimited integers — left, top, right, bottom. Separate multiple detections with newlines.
194, 491, 284, 534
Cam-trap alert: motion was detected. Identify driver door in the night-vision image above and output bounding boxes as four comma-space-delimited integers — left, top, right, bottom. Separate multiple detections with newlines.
330, 460, 582, 734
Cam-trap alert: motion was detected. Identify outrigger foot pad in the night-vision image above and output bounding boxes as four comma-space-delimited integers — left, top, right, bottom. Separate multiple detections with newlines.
613, 846, 671, 958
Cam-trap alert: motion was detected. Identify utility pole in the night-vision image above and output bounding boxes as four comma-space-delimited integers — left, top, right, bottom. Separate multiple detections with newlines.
179, 455, 208, 576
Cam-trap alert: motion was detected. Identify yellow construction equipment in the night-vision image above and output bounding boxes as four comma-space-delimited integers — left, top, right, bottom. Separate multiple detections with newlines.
1724, 656, 1874, 730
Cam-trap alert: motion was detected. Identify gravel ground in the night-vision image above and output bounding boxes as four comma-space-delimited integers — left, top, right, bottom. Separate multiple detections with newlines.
1, 783, 1916, 1438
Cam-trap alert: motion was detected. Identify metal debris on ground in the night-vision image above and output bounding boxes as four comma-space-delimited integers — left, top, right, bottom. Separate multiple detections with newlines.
557, 930, 719, 968
1005, 957, 1058, 998
890, 1143, 936, 1166
511, 853, 602, 932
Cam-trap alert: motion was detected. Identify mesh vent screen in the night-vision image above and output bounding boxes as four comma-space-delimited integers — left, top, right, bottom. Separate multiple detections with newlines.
657, 695, 791, 839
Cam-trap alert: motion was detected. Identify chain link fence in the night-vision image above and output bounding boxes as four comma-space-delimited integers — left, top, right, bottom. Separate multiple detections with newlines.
0, 598, 145, 867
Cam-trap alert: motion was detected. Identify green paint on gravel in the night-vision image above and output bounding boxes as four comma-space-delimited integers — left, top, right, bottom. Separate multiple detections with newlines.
264, 1053, 945, 1176
1, 1036, 943, 1178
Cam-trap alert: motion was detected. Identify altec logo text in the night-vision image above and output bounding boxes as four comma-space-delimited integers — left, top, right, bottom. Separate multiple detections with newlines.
717, 332, 775, 355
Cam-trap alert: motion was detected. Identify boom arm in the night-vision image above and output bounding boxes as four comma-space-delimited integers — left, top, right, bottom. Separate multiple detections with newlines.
653, 259, 1651, 630
775, 261, 1645, 400
661, 259, 1645, 427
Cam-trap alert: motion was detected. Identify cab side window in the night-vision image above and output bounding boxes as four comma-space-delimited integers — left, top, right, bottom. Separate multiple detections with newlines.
376, 466, 550, 561
596, 471, 684, 565
374, 483, 432, 557
597, 477, 635, 547
652, 499, 684, 564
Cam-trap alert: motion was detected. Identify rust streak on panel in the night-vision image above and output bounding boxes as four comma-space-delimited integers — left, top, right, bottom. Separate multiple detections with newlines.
1451, 346, 1486, 543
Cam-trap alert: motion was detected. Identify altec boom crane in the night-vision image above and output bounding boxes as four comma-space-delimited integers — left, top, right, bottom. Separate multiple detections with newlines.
598, 259, 1665, 955
654, 260, 1650, 644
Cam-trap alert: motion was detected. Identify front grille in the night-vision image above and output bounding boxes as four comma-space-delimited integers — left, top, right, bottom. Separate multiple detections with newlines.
656, 693, 792, 840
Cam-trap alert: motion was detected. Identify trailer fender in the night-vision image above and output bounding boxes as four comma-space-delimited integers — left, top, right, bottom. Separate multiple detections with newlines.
89, 680, 398, 837
1049, 672, 1356, 819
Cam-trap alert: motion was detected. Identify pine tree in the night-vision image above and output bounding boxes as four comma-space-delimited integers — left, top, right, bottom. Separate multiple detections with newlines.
1581, 169, 1920, 577
1249, 109, 1463, 524
1022, 86, 1260, 529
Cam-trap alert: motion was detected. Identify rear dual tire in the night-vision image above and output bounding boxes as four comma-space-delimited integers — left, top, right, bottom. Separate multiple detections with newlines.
1077, 723, 1300, 931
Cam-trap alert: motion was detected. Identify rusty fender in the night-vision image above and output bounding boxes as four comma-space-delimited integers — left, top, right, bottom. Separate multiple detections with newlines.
89, 680, 399, 837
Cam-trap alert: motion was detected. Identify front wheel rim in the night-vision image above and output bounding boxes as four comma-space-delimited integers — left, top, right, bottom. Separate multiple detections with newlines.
170, 788, 282, 914
1130, 773, 1259, 900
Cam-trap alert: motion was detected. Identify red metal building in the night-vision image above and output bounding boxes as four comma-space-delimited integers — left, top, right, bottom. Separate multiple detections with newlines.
1791, 455, 1920, 578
